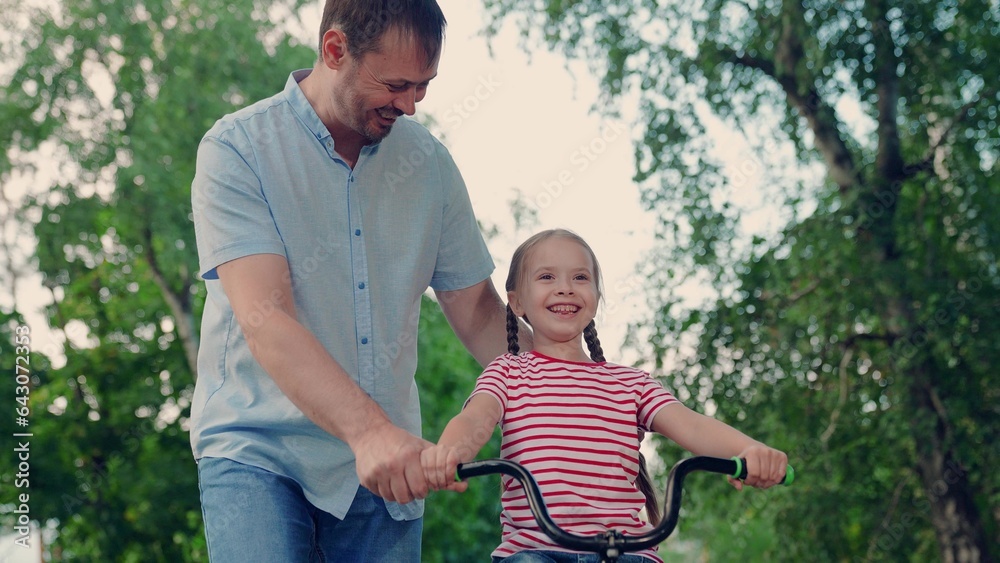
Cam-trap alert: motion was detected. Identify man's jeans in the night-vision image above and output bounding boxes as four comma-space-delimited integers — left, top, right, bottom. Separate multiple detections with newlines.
198, 457, 421, 562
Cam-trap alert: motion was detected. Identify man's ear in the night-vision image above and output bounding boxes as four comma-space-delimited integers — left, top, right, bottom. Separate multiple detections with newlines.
320, 28, 350, 70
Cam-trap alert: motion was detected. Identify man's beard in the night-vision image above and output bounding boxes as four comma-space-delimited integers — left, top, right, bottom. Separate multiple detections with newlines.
358, 105, 404, 144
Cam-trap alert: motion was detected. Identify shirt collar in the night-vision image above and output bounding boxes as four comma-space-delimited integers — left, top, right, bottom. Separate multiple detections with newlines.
285, 69, 383, 157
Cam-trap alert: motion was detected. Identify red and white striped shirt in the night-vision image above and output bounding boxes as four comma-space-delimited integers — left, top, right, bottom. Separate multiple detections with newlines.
470, 351, 678, 562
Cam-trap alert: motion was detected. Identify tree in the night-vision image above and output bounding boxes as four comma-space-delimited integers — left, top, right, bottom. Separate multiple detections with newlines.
0, 0, 313, 558
0, 1, 512, 559
480, 1, 999, 561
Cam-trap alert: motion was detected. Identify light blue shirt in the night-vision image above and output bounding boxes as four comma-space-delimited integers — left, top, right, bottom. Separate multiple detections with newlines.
190, 69, 494, 519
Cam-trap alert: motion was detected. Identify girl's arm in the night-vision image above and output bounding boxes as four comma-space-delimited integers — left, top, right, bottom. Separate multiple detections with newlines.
651, 403, 788, 490
422, 394, 502, 492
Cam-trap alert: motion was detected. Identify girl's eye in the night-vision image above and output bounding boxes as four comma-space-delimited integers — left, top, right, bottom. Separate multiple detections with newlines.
574, 274, 590, 281
538, 273, 554, 280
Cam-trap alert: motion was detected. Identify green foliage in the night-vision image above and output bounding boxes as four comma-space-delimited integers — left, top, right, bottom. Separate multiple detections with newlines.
1, 2, 505, 558
416, 294, 504, 562
482, 0, 999, 560
0, 0, 313, 559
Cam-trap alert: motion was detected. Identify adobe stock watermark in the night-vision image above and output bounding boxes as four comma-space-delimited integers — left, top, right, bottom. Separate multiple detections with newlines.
374, 304, 422, 372
602, 273, 645, 318
529, 121, 628, 211
442, 74, 502, 130
242, 232, 344, 330
868, 459, 969, 558
383, 73, 502, 193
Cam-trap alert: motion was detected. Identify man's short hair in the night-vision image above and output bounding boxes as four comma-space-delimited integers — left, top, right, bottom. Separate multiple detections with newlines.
318, 0, 446, 67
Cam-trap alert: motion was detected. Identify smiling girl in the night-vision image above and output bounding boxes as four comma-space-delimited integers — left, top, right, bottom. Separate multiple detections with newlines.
422, 229, 787, 563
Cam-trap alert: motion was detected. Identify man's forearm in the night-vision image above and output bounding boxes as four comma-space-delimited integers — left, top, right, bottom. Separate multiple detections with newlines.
245, 308, 391, 449
437, 281, 533, 366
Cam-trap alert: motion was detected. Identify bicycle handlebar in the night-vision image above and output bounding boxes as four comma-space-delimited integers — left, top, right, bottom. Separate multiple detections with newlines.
457, 456, 793, 554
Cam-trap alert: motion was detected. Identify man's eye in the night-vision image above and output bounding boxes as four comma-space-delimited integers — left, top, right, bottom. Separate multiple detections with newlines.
387, 84, 408, 92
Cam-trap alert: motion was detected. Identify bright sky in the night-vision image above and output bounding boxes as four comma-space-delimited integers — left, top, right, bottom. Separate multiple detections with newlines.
421, 2, 824, 365
2, 0, 816, 369
421, 0, 657, 363
3, 0, 659, 366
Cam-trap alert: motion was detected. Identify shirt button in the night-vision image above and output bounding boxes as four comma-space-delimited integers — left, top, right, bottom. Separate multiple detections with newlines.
358, 282, 365, 289
355, 229, 361, 236
361, 337, 368, 344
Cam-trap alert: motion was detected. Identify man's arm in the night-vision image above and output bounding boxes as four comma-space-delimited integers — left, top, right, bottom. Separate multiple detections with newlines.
217, 253, 429, 503
435, 278, 532, 366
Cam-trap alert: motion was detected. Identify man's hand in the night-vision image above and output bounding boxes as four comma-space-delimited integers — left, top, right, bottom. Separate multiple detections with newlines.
353, 422, 433, 504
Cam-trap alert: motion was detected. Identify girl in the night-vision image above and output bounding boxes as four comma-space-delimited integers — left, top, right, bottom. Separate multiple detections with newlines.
422, 229, 788, 563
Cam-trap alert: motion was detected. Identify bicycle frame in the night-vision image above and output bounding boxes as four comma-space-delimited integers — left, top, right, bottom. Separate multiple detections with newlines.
457, 456, 793, 563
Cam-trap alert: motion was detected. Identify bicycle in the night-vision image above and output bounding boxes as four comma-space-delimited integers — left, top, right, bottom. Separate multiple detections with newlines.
457, 456, 794, 563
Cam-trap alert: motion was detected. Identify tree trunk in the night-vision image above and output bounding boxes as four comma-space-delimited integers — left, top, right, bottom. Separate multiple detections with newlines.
863, 206, 993, 561
909, 373, 994, 562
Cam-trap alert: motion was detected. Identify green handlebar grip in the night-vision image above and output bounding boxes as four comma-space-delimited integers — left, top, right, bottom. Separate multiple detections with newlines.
731, 457, 794, 486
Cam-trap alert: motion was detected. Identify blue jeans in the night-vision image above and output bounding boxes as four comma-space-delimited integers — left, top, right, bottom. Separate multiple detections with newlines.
494, 551, 655, 563
197, 457, 421, 562
493, 551, 653, 563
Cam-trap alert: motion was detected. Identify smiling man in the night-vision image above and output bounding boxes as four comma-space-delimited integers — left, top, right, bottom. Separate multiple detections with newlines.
189, 1, 517, 561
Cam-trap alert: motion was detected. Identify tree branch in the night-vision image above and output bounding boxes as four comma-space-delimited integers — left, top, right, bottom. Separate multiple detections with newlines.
758, 277, 819, 305
719, 4, 860, 192
869, 0, 905, 184
141, 227, 199, 379
902, 91, 996, 180
821, 346, 853, 443
865, 477, 909, 561
842, 331, 897, 347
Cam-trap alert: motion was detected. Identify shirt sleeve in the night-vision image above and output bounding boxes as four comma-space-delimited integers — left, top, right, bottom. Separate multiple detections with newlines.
637, 373, 679, 431
191, 133, 287, 280
428, 141, 495, 292
467, 355, 511, 418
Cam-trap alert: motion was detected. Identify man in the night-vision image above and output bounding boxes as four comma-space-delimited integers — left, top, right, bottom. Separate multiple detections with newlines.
190, 1, 516, 560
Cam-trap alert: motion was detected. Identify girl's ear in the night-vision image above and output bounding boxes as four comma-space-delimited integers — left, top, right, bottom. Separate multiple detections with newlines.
507, 291, 524, 317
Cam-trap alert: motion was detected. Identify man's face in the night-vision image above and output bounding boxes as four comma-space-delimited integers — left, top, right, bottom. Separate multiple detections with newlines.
336, 30, 440, 144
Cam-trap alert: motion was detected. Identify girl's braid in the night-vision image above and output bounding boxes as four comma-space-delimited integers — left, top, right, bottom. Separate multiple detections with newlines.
584, 320, 605, 362
506, 304, 521, 355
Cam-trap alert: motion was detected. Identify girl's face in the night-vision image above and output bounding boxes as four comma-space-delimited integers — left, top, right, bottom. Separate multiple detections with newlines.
508, 236, 599, 361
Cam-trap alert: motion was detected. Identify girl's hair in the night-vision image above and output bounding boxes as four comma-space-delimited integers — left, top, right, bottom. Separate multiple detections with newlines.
637, 452, 661, 525
504, 229, 604, 361
505, 228, 661, 525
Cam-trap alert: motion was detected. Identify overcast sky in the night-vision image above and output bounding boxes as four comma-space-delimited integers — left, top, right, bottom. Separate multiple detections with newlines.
2, 0, 815, 368
420, 0, 658, 363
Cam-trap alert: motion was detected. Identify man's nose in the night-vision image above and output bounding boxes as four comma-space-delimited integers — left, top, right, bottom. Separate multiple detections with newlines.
393, 88, 417, 116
